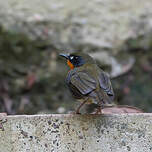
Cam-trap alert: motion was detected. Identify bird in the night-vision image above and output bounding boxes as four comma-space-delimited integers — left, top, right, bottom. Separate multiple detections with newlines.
60, 52, 114, 114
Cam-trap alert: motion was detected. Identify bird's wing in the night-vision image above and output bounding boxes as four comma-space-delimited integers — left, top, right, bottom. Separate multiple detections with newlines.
98, 71, 114, 99
70, 71, 96, 95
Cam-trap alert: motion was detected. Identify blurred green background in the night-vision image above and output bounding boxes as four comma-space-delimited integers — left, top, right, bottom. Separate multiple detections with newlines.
0, 0, 152, 114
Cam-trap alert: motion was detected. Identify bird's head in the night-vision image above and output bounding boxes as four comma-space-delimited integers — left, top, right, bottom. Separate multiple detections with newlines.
59, 52, 95, 69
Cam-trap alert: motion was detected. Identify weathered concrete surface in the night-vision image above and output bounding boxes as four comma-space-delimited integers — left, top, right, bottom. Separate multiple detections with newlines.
0, 114, 152, 152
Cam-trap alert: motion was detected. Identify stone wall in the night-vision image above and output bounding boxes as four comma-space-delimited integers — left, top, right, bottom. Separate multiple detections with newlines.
0, 114, 152, 152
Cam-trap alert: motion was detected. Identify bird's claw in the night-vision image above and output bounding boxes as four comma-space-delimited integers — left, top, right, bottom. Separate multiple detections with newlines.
75, 112, 81, 114
92, 107, 102, 114
68, 111, 81, 114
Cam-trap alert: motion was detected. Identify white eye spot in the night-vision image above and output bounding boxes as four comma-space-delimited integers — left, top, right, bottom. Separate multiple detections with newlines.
70, 56, 74, 60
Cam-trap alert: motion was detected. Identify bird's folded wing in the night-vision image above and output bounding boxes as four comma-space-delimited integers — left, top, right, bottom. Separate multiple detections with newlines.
70, 72, 96, 95
98, 71, 114, 99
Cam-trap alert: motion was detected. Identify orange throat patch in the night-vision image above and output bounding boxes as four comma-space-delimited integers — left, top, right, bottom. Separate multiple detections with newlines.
67, 60, 74, 69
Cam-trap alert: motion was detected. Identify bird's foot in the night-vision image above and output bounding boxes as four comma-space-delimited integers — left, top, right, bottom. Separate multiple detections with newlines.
75, 111, 81, 114
68, 111, 81, 114
92, 107, 102, 114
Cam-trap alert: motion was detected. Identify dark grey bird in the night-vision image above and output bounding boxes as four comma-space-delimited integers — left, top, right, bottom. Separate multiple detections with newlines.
60, 52, 114, 114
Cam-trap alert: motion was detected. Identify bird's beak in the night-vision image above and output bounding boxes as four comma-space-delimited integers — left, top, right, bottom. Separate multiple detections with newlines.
59, 53, 69, 59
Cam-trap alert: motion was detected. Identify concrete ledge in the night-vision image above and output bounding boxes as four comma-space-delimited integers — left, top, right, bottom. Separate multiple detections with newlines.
0, 114, 152, 152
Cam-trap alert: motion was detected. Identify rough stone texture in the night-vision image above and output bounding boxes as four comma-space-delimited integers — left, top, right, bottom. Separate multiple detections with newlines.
0, 0, 152, 53
0, 114, 152, 152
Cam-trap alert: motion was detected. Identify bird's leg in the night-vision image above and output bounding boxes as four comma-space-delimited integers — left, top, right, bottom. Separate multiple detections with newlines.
75, 99, 88, 114
94, 106, 102, 114
94, 104, 105, 114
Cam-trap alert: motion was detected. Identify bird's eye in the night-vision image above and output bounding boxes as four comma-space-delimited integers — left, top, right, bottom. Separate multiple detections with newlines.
70, 56, 74, 60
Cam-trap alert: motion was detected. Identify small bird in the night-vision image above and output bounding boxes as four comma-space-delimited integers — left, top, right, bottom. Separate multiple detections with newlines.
60, 52, 114, 114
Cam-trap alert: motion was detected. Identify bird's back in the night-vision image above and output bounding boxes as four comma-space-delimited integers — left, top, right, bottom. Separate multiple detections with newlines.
66, 63, 114, 106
